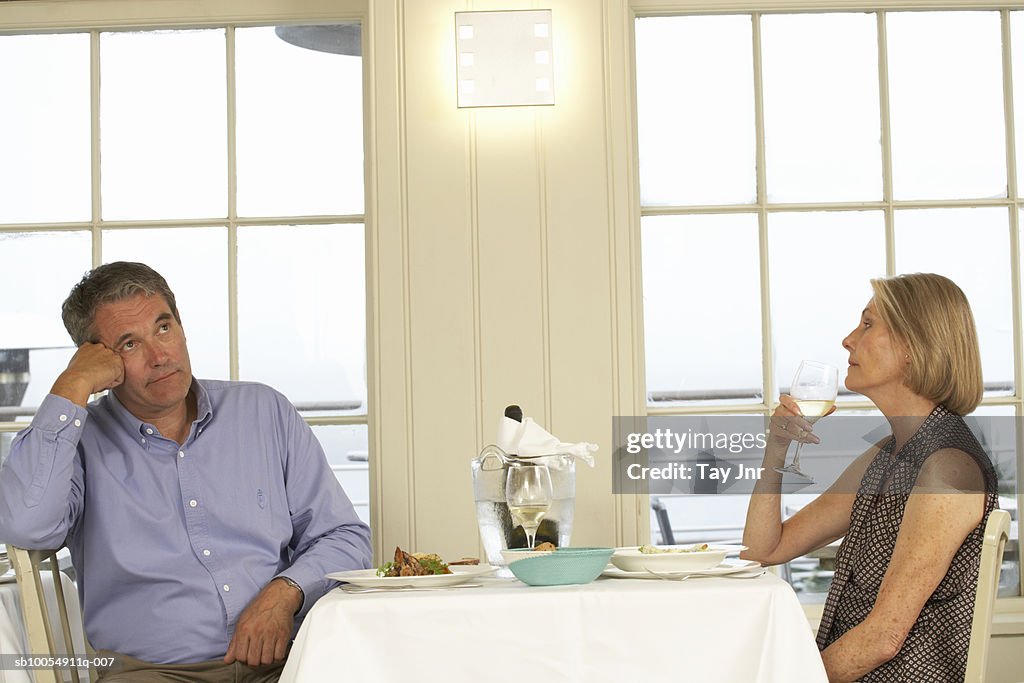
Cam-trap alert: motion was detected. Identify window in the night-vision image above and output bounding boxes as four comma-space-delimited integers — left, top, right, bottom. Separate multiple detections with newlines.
0, 22, 369, 525
637, 8, 1020, 601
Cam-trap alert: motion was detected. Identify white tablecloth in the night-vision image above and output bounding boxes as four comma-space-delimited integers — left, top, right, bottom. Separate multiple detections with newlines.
0, 572, 86, 683
281, 573, 827, 683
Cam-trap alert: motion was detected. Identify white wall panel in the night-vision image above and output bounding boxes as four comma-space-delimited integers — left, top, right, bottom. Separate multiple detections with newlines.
543, 0, 628, 548
368, 0, 415, 561
369, 0, 644, 559
474, 108, 548, 436
397, 0, 479, 556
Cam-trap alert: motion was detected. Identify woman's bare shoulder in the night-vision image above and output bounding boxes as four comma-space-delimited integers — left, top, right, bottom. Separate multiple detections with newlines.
916, 448, 985, 494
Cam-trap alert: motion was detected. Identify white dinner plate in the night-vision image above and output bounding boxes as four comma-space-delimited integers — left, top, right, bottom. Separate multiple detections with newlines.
601, 559, 761, 580
610, 544, 748, 573
613, 544, 748, 555
327, 564, 497, 588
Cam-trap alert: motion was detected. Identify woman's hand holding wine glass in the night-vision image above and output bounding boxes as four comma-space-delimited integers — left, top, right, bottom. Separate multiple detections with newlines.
772, 360, 839, 482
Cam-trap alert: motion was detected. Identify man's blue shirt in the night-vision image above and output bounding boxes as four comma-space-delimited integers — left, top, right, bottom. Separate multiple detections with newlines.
0, 378, 371, 663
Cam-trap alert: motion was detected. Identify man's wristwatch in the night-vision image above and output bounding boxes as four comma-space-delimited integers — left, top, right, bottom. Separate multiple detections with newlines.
277, 576, 305, 614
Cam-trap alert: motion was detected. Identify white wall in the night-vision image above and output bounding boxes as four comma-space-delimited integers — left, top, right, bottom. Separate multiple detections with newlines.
367, 0, 646, 562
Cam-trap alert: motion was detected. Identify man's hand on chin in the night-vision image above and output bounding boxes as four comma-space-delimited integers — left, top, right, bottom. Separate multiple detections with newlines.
224, 578, 303, 667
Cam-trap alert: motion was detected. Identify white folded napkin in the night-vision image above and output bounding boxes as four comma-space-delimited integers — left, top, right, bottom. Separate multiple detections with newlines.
495, 416, 597, 469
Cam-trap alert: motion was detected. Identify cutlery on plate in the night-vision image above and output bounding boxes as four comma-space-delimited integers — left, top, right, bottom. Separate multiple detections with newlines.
723, 570, 766, 579
642, 568, 766, 581
340, 583, 483, 594
643, 568, 691, 581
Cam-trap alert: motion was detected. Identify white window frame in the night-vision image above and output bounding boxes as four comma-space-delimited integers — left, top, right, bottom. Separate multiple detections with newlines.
0, 0, 372, 512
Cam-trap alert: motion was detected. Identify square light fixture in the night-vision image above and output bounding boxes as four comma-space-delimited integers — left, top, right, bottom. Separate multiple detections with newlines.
455, 9, 555, 108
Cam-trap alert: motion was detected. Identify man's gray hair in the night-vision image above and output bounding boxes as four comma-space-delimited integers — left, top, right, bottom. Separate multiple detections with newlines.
62, 262, 181, 347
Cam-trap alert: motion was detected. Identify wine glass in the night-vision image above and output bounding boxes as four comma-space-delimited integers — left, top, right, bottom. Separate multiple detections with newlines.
775, 360, 839, 482
506, 463, 553, 550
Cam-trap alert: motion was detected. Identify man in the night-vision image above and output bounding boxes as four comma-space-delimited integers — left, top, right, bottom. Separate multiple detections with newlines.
0, 262, 372, 681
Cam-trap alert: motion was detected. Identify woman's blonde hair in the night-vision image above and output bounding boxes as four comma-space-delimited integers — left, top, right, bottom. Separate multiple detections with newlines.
870, 273, 983, 415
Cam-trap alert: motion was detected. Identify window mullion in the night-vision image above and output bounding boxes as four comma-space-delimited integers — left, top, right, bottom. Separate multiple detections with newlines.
753, 12, 773, 412
1001, 8, 1024, 598
226, 25, 240, 382
877, 11, 896, 276
1004, 10, 1019, 201
90, 30, 102, 267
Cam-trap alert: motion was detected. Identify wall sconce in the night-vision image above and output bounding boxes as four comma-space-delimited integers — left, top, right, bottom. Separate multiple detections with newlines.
455, 9, 554, 108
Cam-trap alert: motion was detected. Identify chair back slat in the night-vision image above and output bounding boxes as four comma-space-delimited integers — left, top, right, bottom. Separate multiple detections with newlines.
47, 555, 83, 683
8, 546, 92, 683
964, 509, 1011, 683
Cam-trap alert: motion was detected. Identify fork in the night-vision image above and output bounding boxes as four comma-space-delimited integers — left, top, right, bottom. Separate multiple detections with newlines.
642, 568, 766, 581
340, 583, 483, 594
643, 568, 691, 581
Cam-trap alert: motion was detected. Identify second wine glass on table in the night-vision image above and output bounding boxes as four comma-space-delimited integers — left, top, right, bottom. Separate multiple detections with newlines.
506, 463, 553, 550
775, 360, 839, 482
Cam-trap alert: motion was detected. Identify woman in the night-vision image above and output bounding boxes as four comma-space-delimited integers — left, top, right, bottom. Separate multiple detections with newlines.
742, 273, 998, 683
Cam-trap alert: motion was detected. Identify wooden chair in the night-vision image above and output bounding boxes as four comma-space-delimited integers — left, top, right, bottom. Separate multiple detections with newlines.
7, 546, 95, 683
964, 509, 1011, 683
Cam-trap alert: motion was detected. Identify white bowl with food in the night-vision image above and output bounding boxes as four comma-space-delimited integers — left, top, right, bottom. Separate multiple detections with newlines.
610, 544, 743, 573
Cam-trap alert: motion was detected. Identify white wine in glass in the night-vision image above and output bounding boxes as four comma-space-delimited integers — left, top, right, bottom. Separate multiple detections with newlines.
792, 399, 835, 421
775, 360, 839, 481
506, 463, 553, 550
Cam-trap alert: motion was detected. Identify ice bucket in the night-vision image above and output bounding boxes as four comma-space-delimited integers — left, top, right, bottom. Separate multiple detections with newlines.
471, 444, 576, 567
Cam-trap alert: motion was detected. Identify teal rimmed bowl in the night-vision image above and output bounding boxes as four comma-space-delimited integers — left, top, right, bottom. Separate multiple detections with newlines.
506, 547, 614, 586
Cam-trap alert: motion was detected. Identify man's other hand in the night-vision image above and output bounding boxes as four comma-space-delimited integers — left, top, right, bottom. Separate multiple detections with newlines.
51, 343, 125, 407
224, 578, 302, 667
